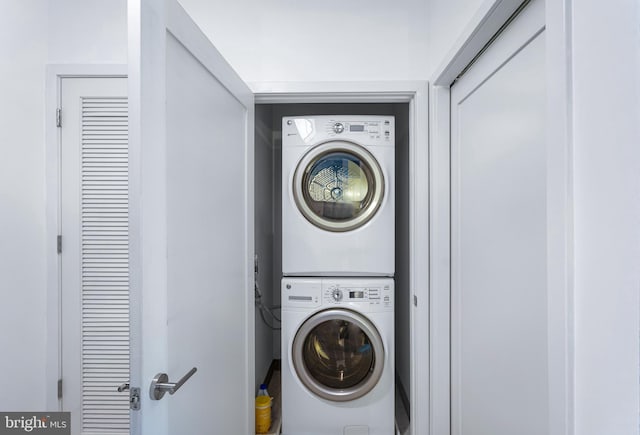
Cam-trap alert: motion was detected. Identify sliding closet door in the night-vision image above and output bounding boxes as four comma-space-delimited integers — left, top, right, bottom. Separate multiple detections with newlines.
450, 1, 548, 434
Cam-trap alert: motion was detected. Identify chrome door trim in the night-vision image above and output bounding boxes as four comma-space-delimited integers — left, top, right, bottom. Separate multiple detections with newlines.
292, 308, 385, 402
293, 141, 385, 232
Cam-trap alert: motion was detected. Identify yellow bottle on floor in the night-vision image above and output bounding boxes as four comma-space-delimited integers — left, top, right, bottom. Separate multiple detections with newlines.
255, 395, 272, 434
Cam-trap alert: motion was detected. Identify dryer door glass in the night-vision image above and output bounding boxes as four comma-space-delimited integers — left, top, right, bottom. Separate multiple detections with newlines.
292, 309, 385, 402
294, 142, 384, 232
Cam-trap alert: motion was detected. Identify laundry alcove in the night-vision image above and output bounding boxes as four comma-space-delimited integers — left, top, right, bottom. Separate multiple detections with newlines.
254, 101, 412, 434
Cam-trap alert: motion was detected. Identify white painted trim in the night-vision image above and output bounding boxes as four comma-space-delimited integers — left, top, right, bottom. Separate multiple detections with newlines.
46, 64, 128, 78
428, 85, 451, 435
545, 1, 574, 434
409, 81, 430, 435
429, 1, 574, 434
127, 6, 143, 435
45, 64, 127, 412
253, 80, 429, 435
251, 81, 424, 103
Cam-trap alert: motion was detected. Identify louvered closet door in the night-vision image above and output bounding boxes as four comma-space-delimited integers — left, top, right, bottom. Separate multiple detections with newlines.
60, 77, 129, 435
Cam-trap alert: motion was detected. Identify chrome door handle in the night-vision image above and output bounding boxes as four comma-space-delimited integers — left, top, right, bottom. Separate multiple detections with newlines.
117, 383, 130, 392
149, 367, 198, 400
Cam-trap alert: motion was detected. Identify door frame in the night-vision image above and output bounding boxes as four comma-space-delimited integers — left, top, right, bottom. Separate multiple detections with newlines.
429, 1, 574, 434
253, 79, 429, 435
45, 64, 128, 410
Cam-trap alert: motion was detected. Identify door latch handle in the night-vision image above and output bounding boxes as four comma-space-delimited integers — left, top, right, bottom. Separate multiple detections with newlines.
116, 383, 140, 410
149, 367, 198, 400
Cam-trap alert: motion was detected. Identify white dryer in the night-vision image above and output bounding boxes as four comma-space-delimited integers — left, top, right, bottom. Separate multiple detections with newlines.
281, 277, 394, 435
282, 115, 395, 276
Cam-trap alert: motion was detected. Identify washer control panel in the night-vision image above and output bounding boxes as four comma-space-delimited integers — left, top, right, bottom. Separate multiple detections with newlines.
283, 277, 393, 311
282, 278, 321, 308
331, 288, 343, 302
323, 283, 392, 309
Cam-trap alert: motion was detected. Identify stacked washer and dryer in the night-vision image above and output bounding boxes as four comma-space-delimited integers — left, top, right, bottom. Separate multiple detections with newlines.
281, 115, 395, 435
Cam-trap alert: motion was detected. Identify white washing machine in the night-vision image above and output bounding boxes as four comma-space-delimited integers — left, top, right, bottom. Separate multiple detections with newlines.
282, 115, 395, 276
281, 277, 394, 435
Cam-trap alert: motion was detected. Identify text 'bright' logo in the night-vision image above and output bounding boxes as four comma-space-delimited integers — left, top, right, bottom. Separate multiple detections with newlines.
0, 413, 70, 434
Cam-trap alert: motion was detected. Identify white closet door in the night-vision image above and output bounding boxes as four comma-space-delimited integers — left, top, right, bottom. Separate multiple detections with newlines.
60, 77, 129, 435
450, 1, 547, 434
128, 0, 254, 434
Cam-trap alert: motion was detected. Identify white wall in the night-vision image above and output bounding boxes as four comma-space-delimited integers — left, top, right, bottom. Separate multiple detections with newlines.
178, 0, 430, 85
572, 0, 640, 433
47, 0, 127, 64
0, 0, 126, 411
426, 0, 484, 77
0, 0, 49, 412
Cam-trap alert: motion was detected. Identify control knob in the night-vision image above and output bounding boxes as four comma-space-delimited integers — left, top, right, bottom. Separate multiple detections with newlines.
333, 122, 345, 134
331, 288, 343, 302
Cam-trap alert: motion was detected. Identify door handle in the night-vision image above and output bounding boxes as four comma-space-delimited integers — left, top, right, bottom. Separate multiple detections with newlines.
149, 367, 198, 400
116, 382, 141, 410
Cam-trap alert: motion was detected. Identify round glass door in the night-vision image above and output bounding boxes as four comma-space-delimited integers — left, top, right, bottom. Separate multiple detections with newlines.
293, 141, 384, 232
292, 309, 385, 402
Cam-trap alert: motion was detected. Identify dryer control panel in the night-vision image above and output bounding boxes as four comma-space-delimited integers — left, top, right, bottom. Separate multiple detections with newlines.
282, 115, 395, 146
324, 119, 392, 142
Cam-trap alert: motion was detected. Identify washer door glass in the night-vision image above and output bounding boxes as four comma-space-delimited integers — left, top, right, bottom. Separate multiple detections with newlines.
292, 309, 385, 402
294, 142, 384, 232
